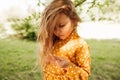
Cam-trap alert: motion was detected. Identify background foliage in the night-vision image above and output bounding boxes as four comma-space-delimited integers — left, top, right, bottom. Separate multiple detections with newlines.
10, 0, 120, 40
10, 12, 40, 40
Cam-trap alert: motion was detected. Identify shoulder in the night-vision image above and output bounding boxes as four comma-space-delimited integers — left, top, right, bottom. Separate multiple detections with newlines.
71, 31, 88, 47
75, 37, 89, 49
74, 38, 90, 57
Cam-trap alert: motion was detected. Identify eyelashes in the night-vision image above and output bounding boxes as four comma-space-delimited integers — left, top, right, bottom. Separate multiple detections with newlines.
55, 24, 65, 30
59, 24, 65, 28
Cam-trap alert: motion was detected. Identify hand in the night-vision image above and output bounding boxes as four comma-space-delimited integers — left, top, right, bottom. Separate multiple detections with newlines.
46, 53, 56, 64
46, 54, 70, 68
54, 56, 70, 68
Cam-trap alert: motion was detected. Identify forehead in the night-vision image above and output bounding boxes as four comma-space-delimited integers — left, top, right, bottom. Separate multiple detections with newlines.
56, 13, 70, 24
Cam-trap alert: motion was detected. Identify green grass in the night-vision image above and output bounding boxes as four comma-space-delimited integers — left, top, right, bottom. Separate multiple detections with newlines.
87, 39, 120, 80
0, 38, 120, 80
0, 38, 43, 80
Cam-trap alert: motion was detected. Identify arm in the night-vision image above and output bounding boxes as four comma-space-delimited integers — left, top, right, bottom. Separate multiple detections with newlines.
66, 41, 91, 80
76, 43, 90, 78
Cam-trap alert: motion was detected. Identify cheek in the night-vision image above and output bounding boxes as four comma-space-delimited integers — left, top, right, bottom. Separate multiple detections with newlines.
66, 23, 73, 32
62, 27, 72, 35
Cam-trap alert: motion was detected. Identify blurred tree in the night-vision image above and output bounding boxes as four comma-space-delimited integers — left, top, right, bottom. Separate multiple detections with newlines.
97, 0, 120, 22
10, 12, 41, 40
73, 0, 120, 22
74, 0, 87, 7
0, 24, 5, 33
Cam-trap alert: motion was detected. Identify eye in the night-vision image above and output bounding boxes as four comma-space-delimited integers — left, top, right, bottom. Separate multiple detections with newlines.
59, 24, 65, 28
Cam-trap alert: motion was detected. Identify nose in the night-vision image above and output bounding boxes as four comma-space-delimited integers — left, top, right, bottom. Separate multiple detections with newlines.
54, 27, 61, 35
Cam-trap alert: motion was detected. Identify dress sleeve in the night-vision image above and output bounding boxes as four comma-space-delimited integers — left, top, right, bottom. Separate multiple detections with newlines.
66, 41, 91, 80
76, 42, 90, 75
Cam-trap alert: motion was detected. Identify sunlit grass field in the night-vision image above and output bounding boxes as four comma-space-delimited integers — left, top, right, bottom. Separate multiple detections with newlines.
0, 38, 120, 80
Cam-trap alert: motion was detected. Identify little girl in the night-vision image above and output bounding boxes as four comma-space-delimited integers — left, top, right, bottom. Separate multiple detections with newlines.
37, 0, 90, 80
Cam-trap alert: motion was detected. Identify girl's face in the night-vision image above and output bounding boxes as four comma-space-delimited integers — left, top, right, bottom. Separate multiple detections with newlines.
54, 13, 74, 40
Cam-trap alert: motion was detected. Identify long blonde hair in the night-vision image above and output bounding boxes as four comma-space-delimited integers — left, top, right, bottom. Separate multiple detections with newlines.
37, 0, 80, 68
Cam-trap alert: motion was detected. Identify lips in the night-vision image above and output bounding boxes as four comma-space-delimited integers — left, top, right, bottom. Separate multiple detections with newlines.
57, 34, 62, 36
59, 35, 64, 38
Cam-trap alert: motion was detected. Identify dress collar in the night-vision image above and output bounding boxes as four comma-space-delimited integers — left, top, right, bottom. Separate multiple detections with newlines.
56, 30, 80, 45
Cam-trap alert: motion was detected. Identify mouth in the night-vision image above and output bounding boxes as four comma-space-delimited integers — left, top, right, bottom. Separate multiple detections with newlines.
59, 35, 63, 36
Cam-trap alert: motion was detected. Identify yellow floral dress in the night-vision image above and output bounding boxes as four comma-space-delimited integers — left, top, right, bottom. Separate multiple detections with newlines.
44, 31, 90, 80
